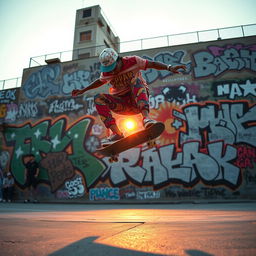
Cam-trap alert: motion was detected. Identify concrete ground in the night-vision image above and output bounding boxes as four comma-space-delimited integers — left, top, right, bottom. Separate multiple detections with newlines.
0, 202, 256, 256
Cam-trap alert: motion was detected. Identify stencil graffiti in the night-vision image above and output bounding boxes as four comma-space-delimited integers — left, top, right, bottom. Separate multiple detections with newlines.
214, 79, 256, 99
193, 44, 256, 78
162, 85, 197, 105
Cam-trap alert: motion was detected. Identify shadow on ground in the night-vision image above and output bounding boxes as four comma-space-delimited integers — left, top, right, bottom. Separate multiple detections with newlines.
49, 236, 215, 256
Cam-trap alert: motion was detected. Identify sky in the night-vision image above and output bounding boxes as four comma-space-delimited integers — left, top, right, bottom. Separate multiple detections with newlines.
0, 0, 255, 82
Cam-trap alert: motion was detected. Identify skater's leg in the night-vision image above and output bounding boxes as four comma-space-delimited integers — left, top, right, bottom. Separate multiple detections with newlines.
131, 82, 157, 128
94, 93, 125, 136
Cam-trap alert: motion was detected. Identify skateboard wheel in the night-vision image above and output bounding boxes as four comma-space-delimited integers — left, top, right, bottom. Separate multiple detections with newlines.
147, 140, 156, 148
109, 155, 118, 163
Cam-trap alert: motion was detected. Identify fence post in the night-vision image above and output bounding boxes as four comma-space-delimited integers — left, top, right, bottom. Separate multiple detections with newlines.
241, 25, 245, 37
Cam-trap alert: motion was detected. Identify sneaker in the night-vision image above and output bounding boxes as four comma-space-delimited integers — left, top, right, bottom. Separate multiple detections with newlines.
101, 133, 124, 146
143, 118, 157, 128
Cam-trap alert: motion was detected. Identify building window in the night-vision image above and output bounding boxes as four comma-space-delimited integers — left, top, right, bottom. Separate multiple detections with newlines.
80, 31, 92, 41
78, 53, 90, 59
83, 9, 92, 18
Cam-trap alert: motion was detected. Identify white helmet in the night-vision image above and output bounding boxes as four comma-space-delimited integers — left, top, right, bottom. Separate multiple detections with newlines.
99, 48, 118, 72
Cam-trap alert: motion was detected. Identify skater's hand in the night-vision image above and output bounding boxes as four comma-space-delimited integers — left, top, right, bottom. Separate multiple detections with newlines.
72, 89, 83, 97
170, 65, 186, 74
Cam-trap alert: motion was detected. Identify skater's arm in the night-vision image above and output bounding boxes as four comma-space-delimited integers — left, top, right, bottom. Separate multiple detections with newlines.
147, 60, 186, 74
72, 79, 105, 97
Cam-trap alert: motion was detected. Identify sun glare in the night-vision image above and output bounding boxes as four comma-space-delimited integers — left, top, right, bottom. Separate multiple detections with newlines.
124, 119, 136, 131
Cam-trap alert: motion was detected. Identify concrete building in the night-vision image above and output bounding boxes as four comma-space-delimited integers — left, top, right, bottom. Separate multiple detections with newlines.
72, 5, 120, 60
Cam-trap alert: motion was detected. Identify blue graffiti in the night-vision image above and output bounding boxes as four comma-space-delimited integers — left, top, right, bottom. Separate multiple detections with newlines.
23, 65, 61, 99
62, 70, 91, 95
193, 45, 256, 78
142, 51, 191, 84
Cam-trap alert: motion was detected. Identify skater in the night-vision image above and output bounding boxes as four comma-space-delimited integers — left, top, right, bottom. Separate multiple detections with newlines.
72, 48, 186, 146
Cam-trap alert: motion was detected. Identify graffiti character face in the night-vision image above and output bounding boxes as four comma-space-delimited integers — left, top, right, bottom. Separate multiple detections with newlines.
162, 85, 187, 104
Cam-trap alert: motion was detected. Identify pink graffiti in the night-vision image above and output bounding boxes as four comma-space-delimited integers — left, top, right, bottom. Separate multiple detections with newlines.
208, 44, 256, 56
235, 146, 256, 169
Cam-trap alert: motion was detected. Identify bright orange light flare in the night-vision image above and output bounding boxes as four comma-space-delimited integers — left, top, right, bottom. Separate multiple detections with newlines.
125, 119, 136, 131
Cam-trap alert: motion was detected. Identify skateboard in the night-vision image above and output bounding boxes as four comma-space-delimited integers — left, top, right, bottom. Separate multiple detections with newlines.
96, 122, 165, 162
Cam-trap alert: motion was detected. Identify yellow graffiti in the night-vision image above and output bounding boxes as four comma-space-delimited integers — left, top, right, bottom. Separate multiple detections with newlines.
0, 104, 7, 118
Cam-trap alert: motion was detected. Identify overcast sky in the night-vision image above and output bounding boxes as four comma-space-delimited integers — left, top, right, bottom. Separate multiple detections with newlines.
0, 0, 255, 81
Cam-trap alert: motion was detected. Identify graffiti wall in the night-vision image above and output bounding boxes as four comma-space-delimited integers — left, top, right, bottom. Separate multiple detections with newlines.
1, 35, 255, 202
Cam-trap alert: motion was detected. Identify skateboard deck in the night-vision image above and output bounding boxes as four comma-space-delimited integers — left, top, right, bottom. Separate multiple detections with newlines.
96, 122, 165, 158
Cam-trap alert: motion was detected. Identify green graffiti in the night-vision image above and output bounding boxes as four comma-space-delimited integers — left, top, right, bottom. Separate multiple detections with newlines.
4, 117, 106, 188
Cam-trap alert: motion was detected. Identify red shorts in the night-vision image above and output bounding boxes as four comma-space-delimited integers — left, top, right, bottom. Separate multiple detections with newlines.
94, 83, 149, 128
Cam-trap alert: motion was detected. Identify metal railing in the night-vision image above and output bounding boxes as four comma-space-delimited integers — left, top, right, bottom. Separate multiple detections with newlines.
1, 23, 255, 90
29, 23, 256, 68
0, 77, 22, 90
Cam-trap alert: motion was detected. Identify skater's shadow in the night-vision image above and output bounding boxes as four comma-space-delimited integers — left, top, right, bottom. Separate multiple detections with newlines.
49, 236, 215, 256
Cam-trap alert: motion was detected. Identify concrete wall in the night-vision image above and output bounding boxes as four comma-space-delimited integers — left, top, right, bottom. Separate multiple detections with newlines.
1, 35, 256, 202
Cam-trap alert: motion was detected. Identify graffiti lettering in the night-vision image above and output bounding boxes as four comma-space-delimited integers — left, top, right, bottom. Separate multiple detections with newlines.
215, 79, 256, 99
165, 187, 226, 198
142, 51, 191, 84
23, 65, 61, 99
48, 99, 83, 114
103, 141, 240, 189
83, 96, 97, 115
4, 117, 106, 189
136, 191, 160, 200
65, 176, 85, 198
0, 89, 16, 103
62, 70, 90, 94
174, 102, 256, 147
18, 101, 38, 119
193, 44, 256, 78
89, 187, 120, 200
235, 146, 256, 168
